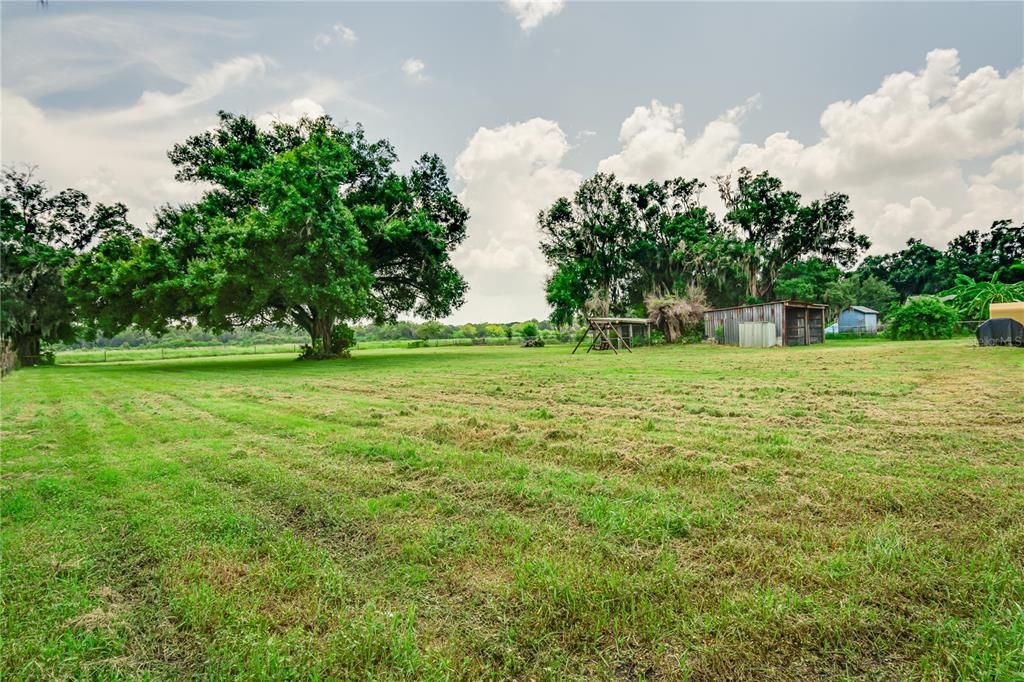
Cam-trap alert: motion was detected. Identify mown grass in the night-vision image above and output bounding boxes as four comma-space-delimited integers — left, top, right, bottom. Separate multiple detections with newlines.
2, 340, 1022, 680
55, 343, 302, 365
54, 337, 567, 365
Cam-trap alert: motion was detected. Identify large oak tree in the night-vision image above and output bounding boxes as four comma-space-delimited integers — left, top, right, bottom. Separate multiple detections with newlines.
72, 113, 469, 357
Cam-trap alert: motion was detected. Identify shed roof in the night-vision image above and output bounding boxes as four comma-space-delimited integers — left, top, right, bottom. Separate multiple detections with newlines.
848, 305, 879, 314
907, 294, 955, 303
588, 317, 650, 324
704, 299, 827, 314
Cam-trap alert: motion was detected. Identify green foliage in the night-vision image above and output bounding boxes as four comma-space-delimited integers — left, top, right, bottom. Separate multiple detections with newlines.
539, 174, 722, 321
416, 320, 444, 341
72, 113, 469, 358
520, 321, 540, 339
825, 275, 899, 320
1, 166, 133, 366
539, 168, 870, 322
943, 220, 1024, 284
941, 274, 1024, 320
716, 168, 869, 300
886, 298, 960, 340
858, 238, 952, 301
300, 324, 356, 360
857, 222, 1022, 305
775, 258, 841, 302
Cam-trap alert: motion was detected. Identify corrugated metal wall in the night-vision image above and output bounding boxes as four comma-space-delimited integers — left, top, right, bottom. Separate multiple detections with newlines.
739, 322, 778, 348
704, 302, 786, 341
704, 302, 826, 346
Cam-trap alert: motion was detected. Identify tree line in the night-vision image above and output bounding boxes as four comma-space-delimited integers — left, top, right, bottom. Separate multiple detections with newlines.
3, 111, 1021, 368
53, 320, 564, 352
538, 170, 1022, 324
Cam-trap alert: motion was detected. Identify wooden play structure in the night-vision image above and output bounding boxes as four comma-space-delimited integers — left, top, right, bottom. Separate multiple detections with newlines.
572, 317, 651, 354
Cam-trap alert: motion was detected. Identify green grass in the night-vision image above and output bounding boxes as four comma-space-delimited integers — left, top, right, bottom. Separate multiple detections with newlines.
3, 340, 1022, 679
55, 343, 302, 364
54, 337, 568, 365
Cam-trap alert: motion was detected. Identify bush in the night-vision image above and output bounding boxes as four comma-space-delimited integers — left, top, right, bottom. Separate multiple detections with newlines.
680, 320, 703, 344
299, 324, 356, 359
886, 298, 960, 340
644, 285, 709, 344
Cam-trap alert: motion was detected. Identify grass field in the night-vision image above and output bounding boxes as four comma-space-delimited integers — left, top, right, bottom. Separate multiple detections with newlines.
2, 340, 1022, 680
53, 337, 567, 365
54, 344, 303, 365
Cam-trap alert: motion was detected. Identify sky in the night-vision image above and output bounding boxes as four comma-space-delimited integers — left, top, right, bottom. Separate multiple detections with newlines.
2, 1, 1022, 323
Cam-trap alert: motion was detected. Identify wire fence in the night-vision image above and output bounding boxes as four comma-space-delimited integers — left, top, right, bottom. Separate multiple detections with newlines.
51, 335, 582, 365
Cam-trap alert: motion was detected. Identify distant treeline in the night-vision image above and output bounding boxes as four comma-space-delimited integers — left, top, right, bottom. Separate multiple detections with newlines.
52, 320, 569, 350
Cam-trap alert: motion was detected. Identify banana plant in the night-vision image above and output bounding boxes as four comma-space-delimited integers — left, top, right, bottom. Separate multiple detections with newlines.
942, 273, 1024, 319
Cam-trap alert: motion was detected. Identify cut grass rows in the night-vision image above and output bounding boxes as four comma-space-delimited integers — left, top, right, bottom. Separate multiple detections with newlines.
2, 340, 1023, 679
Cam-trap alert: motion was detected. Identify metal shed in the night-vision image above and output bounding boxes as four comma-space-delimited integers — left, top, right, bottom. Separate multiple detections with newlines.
704, 300, 827, 346
838, 306, 879, 334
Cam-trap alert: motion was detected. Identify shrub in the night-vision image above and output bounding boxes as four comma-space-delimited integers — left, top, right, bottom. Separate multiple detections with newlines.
520, 321, 540, 339
645, 284, 709, 344
299, 325, 356, 359
886, 298, 960, 340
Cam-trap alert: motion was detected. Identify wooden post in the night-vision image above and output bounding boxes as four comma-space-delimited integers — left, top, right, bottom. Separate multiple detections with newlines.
571, 321, 591, 354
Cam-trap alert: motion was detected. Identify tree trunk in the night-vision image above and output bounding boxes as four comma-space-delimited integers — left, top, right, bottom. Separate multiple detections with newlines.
15, 334, 41, 367
313, 317, 336, 354
747, 261, 760, 301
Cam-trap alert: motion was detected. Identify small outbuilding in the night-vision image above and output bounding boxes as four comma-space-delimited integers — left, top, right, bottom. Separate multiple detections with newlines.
704, 300, 827, 347
837, 306, 879, 334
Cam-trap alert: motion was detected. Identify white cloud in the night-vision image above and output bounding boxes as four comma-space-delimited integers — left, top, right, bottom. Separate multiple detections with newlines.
255, 98, 327, 129
598, 50, 1023, 252
110, 55, 270, 124
503, 0, 565, 31
314, 22, 357, 51
598, 96, 760, 188
1, 56, 272, 230
451, 118, 582, 321
401, 58, 427, 81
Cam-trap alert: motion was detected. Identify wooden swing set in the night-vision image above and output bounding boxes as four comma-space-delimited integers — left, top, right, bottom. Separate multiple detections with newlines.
571, 317, 652, 354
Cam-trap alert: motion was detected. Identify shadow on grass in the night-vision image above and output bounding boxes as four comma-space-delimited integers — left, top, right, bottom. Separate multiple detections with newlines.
48, 344, 573, 377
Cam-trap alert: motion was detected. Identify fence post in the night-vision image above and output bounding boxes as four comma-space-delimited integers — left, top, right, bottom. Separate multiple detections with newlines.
104, 350, 107, 362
